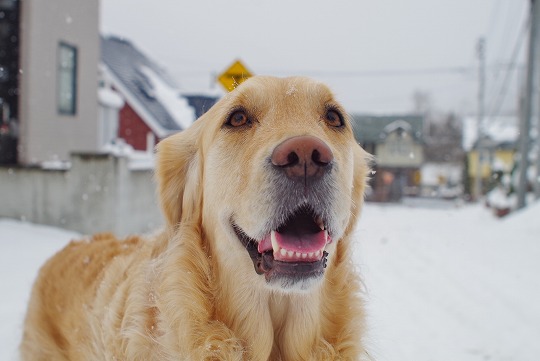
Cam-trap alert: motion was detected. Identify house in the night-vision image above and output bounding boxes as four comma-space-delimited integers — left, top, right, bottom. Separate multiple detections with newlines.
0, 2, 216, 165
0, 3, 216, 234
100, 36, 218, 152
463, 115, 519, 196
0, 0, 100, 165
469, 137, 517, 178
352, 114, 425, 201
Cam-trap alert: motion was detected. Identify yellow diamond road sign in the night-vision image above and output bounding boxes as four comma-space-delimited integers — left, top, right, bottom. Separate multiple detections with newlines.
218, 60, 253, 92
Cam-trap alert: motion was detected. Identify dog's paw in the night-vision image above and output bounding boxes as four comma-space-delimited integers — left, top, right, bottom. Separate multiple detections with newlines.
192, 322, 247, 361
198, 338, 246, 361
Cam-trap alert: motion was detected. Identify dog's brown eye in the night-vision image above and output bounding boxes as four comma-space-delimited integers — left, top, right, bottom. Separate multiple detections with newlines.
324, 109, 344, 127
227, 110, 249, 127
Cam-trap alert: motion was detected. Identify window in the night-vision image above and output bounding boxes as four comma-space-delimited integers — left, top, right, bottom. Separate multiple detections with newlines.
57, 42, 77, 115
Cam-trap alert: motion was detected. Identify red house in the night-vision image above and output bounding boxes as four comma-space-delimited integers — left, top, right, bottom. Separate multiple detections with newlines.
100, 36, 218, 151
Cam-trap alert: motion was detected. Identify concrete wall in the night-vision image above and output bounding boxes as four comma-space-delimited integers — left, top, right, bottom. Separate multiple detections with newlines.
0, 153, 163, 236
18, 0, 100, 164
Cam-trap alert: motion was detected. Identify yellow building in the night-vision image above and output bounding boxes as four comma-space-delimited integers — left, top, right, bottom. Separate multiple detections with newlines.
468, 138, 517, 195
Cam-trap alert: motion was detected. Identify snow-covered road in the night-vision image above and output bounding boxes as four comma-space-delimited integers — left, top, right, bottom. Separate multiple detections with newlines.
356, 201, 540, 361
1, 200, 539, 361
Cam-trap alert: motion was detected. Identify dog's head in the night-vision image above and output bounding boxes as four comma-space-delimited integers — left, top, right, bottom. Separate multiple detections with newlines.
157, 76, 370, 292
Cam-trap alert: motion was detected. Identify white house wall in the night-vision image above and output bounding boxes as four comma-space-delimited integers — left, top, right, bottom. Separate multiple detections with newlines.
18, 0, 99, 164
376, 132, 424, 168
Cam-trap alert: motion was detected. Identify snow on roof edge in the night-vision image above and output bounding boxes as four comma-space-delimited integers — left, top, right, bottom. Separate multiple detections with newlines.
138, 66, 195, 130
100, 63, 173, 139
462, 115, 519, 151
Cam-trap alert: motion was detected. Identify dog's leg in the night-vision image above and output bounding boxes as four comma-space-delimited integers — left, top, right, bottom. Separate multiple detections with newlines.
319, 239, 367, 360
156, 225, 248, 360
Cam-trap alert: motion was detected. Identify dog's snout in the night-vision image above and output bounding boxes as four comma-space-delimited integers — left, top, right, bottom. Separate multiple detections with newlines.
271, 136, 333, 182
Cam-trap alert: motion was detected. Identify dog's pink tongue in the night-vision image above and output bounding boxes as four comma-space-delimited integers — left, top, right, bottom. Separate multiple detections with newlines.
258, 230, 327, 262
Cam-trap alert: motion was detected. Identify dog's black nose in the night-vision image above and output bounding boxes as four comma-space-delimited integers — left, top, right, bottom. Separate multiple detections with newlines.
271, 136, 333, 183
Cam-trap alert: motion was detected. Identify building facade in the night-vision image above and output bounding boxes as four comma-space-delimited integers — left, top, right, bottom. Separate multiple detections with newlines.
0, 0, 21, 163
0, 0, 100, 165
352, 114, 425, 201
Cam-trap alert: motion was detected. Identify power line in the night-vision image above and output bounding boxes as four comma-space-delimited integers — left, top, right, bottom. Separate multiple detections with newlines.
176, 67, 475, 78
497, 1, 523, 61
176, 64, 522, 79
486, 0, 502, 41
260, 67, 474, 78
486, 9, 530, 118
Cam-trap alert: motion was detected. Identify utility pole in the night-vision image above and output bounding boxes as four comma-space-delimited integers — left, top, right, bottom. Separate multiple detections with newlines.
517, 0, 540, 209
536, 2, 540, 201
474, 38, 486, 201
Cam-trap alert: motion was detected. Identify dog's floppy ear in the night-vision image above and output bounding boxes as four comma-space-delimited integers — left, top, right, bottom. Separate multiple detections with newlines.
345, 143, 372, 235
156, 119, 205, 230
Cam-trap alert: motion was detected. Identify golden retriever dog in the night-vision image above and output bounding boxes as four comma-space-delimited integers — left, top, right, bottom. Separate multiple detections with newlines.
20, 76, 371, 360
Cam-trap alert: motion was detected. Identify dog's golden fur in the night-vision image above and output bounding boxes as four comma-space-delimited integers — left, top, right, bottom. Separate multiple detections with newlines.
20, 76, 371, 360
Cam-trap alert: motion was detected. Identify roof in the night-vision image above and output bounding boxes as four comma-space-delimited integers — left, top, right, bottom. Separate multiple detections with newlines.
471, 136, 517, 152
100, 36, 197, 137
183, 94, 219, 119
462, 115, 518, 151
351, 114, 424, 144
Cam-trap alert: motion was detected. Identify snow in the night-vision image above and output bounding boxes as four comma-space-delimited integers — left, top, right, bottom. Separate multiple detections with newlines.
486, 186, 516, 209
383, 119, 412, 134
355, 200, 540, 361
0, 221, 79, 361
463, 116, 518, 151
139, 66, 196, 130
421, 162, 462, 186
101, 141, 155, 170
102, 140, 135, 157
1, 200, 540, 361
98, 86, 124, 109
40, 160, 71, 170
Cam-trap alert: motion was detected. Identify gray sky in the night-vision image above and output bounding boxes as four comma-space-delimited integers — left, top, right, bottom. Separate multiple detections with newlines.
101, 0, 529, 115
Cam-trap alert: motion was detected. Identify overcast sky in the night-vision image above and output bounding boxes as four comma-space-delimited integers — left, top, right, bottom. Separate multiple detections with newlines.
101, 0, 529, 116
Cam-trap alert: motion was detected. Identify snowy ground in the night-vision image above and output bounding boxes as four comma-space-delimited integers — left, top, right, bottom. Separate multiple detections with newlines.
0, 221, 79, 361
1, 200, 539, 361
356, 199, 540, 361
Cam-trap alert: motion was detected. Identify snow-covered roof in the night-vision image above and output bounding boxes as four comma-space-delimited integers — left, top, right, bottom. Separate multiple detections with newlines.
351, 114, 424, 143
138, 66, 194, 130
100, 36, 196, 137
383, 119, 413, 134
463, 115, 518, 151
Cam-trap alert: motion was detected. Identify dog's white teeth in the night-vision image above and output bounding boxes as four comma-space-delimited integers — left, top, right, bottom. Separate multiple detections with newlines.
278, 250, 312, 259
324, 229, 328, 243
271, 231, 279, 253
273, 244, 318, 260
271, 232, 324, 260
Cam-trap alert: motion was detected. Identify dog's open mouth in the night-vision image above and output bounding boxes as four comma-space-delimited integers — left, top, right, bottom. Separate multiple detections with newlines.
233, 206, 332, 286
